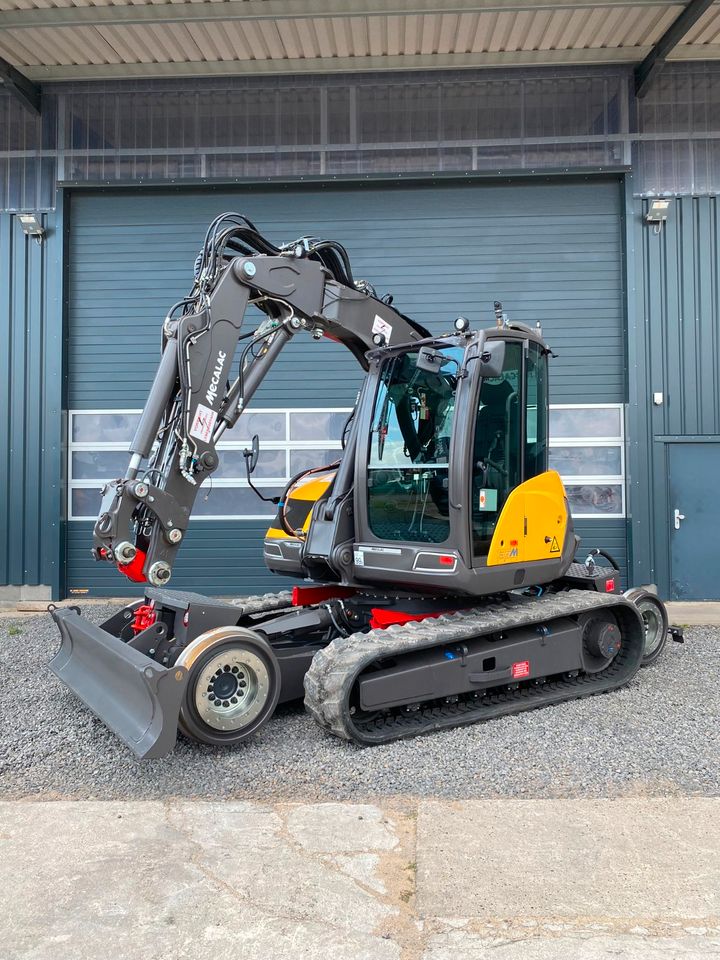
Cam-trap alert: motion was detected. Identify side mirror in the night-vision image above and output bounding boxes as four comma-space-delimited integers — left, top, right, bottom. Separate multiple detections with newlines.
243, 434, 260, 475
415, 346, 447, 373
477, 340, 506, 379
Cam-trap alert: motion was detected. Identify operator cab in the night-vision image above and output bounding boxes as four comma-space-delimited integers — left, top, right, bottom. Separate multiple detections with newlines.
264, 325, 574, 598
350, 326, 564, 593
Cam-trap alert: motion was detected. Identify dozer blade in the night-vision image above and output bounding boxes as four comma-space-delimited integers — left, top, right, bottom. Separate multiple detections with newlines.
49, 607, 188, 760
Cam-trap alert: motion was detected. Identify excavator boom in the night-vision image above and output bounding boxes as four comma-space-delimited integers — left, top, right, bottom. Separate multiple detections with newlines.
93, 214, 429, 586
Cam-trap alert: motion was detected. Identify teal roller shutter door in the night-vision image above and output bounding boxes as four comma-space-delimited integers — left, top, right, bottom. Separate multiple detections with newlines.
66, 177, 626, 597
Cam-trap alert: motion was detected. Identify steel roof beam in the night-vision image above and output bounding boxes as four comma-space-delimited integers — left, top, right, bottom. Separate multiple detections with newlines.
0, 55, 40, 114
635, 0, 716, 97
0, 0, 681, 30
22, 47, 658, 81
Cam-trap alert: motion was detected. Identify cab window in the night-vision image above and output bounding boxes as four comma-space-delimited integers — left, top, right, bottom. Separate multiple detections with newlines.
367, 347, 463, 544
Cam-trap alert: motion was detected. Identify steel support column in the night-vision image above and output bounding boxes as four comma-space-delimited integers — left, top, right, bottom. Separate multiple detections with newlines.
635, 0, 715, 98
0, 55, 40, 114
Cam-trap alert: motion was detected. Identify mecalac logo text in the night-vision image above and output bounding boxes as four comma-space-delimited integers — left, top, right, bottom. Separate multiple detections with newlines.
205, 350, 227, 406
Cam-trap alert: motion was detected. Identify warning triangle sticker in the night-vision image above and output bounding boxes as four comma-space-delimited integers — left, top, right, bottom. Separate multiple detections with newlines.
549, 536, 560, 553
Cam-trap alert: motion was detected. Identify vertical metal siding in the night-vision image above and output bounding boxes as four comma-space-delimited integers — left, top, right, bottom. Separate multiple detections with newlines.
575, 519, 627, 575
630, 195, 720, 596
0, 209, 64, 597
66, 178, 626, 596
645, 197, 720, 438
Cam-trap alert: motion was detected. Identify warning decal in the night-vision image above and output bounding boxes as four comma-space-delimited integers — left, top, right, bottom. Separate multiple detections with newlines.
189, 403, 218, 444
511, 660, 531, 680
478, 488, 498, 511
372, 314, 393, 341
549, 536, 560, 553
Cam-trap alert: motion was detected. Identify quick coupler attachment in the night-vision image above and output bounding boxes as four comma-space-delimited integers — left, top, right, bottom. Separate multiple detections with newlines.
48, 606, 188, 760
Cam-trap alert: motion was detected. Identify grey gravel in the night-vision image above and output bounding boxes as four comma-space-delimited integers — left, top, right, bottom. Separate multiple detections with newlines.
0, 604, 717, 800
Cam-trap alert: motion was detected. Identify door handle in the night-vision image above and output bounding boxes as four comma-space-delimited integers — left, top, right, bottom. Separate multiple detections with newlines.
674, 508, 686, 530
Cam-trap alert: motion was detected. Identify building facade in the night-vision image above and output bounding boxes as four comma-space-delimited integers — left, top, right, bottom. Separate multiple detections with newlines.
1, 57, 719, 601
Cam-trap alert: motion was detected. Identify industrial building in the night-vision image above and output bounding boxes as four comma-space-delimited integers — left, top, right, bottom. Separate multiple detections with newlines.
1, 0, 719, 601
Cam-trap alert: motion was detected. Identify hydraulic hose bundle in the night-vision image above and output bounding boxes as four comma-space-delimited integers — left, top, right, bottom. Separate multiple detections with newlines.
193, 211, 356, 291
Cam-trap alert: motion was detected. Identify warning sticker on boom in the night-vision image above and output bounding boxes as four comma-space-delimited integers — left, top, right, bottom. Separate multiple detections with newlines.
189, 403, 218, 444
549, 536, 560, 553
372, 315, 393, 341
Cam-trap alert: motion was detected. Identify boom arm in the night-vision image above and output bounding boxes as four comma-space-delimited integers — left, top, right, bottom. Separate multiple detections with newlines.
93, 215, 430, 586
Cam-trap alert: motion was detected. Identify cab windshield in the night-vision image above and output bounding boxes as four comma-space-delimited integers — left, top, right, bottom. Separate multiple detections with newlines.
367, 346, 463, 543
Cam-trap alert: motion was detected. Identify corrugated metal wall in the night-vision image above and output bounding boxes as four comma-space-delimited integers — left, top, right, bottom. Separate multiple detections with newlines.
629, 195, 720, 596
65, 178, 627, 597
642, 197, 720, 439
0, 209, 64, 598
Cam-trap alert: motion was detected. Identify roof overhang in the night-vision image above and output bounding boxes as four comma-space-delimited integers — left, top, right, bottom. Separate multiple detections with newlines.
1, 0, 719, 93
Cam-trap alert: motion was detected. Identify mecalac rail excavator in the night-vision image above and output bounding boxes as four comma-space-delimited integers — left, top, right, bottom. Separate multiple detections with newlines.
49, 213, 678, 759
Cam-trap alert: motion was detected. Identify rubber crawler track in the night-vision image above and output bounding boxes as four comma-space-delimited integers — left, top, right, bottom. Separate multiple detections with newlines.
230, 591, 294, 618
147, 587, 295, 620
304, 590, 645, 745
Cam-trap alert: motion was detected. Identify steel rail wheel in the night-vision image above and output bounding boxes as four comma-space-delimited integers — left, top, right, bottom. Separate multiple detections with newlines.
624, 588, 669, 667
175, 626, 281, 746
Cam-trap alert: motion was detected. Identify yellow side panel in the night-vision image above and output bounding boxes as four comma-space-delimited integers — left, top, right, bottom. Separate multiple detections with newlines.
289, 475, 334, 502
265, 527, 294, 541
264, 471, 335, 540
487, 470, 568, 566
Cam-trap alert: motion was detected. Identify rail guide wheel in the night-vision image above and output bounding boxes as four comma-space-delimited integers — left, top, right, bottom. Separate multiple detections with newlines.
175, 626, 281, 746
624, 588, 669, 667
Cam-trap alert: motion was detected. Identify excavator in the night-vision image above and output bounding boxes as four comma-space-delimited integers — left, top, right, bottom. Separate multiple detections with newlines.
49, 213, 676, 759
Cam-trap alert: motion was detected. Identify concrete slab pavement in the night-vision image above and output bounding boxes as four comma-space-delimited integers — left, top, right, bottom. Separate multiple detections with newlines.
417, 798, 720, 919
3, 799, 720, 960
666, 602, 720, 626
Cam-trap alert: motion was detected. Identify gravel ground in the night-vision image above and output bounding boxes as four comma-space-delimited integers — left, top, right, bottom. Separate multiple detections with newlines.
0, 603, 717, 801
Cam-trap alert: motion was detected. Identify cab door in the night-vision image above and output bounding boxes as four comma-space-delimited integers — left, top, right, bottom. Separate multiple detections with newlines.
470, 338, 549, 561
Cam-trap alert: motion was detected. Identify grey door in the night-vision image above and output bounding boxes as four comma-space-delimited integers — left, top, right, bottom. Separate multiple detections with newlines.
669, 443, 720, 600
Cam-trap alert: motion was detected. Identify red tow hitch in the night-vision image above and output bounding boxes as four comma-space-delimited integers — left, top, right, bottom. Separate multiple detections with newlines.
131, 602, 157, 634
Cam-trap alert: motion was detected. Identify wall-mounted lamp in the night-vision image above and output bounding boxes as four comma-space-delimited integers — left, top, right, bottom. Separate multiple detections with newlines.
645, 198, 672, 235
18, 213, 45, 245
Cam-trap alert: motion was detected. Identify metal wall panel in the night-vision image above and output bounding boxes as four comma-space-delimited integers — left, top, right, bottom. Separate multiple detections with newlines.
0, 209, 64, 597
576, 518, 628, 574
65, 178, 626, 596
642, 196, 720, 439
628, 194, 720, 597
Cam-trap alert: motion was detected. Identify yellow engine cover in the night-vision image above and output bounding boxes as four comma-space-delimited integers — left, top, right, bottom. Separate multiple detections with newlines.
265, 469, 336, 541
487, 470, 568, 566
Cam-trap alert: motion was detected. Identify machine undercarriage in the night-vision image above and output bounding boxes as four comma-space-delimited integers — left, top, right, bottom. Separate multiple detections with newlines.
51, 555, 672, 759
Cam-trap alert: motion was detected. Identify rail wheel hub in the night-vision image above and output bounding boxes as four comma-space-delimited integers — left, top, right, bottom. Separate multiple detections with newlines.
195, 650, 269, 731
